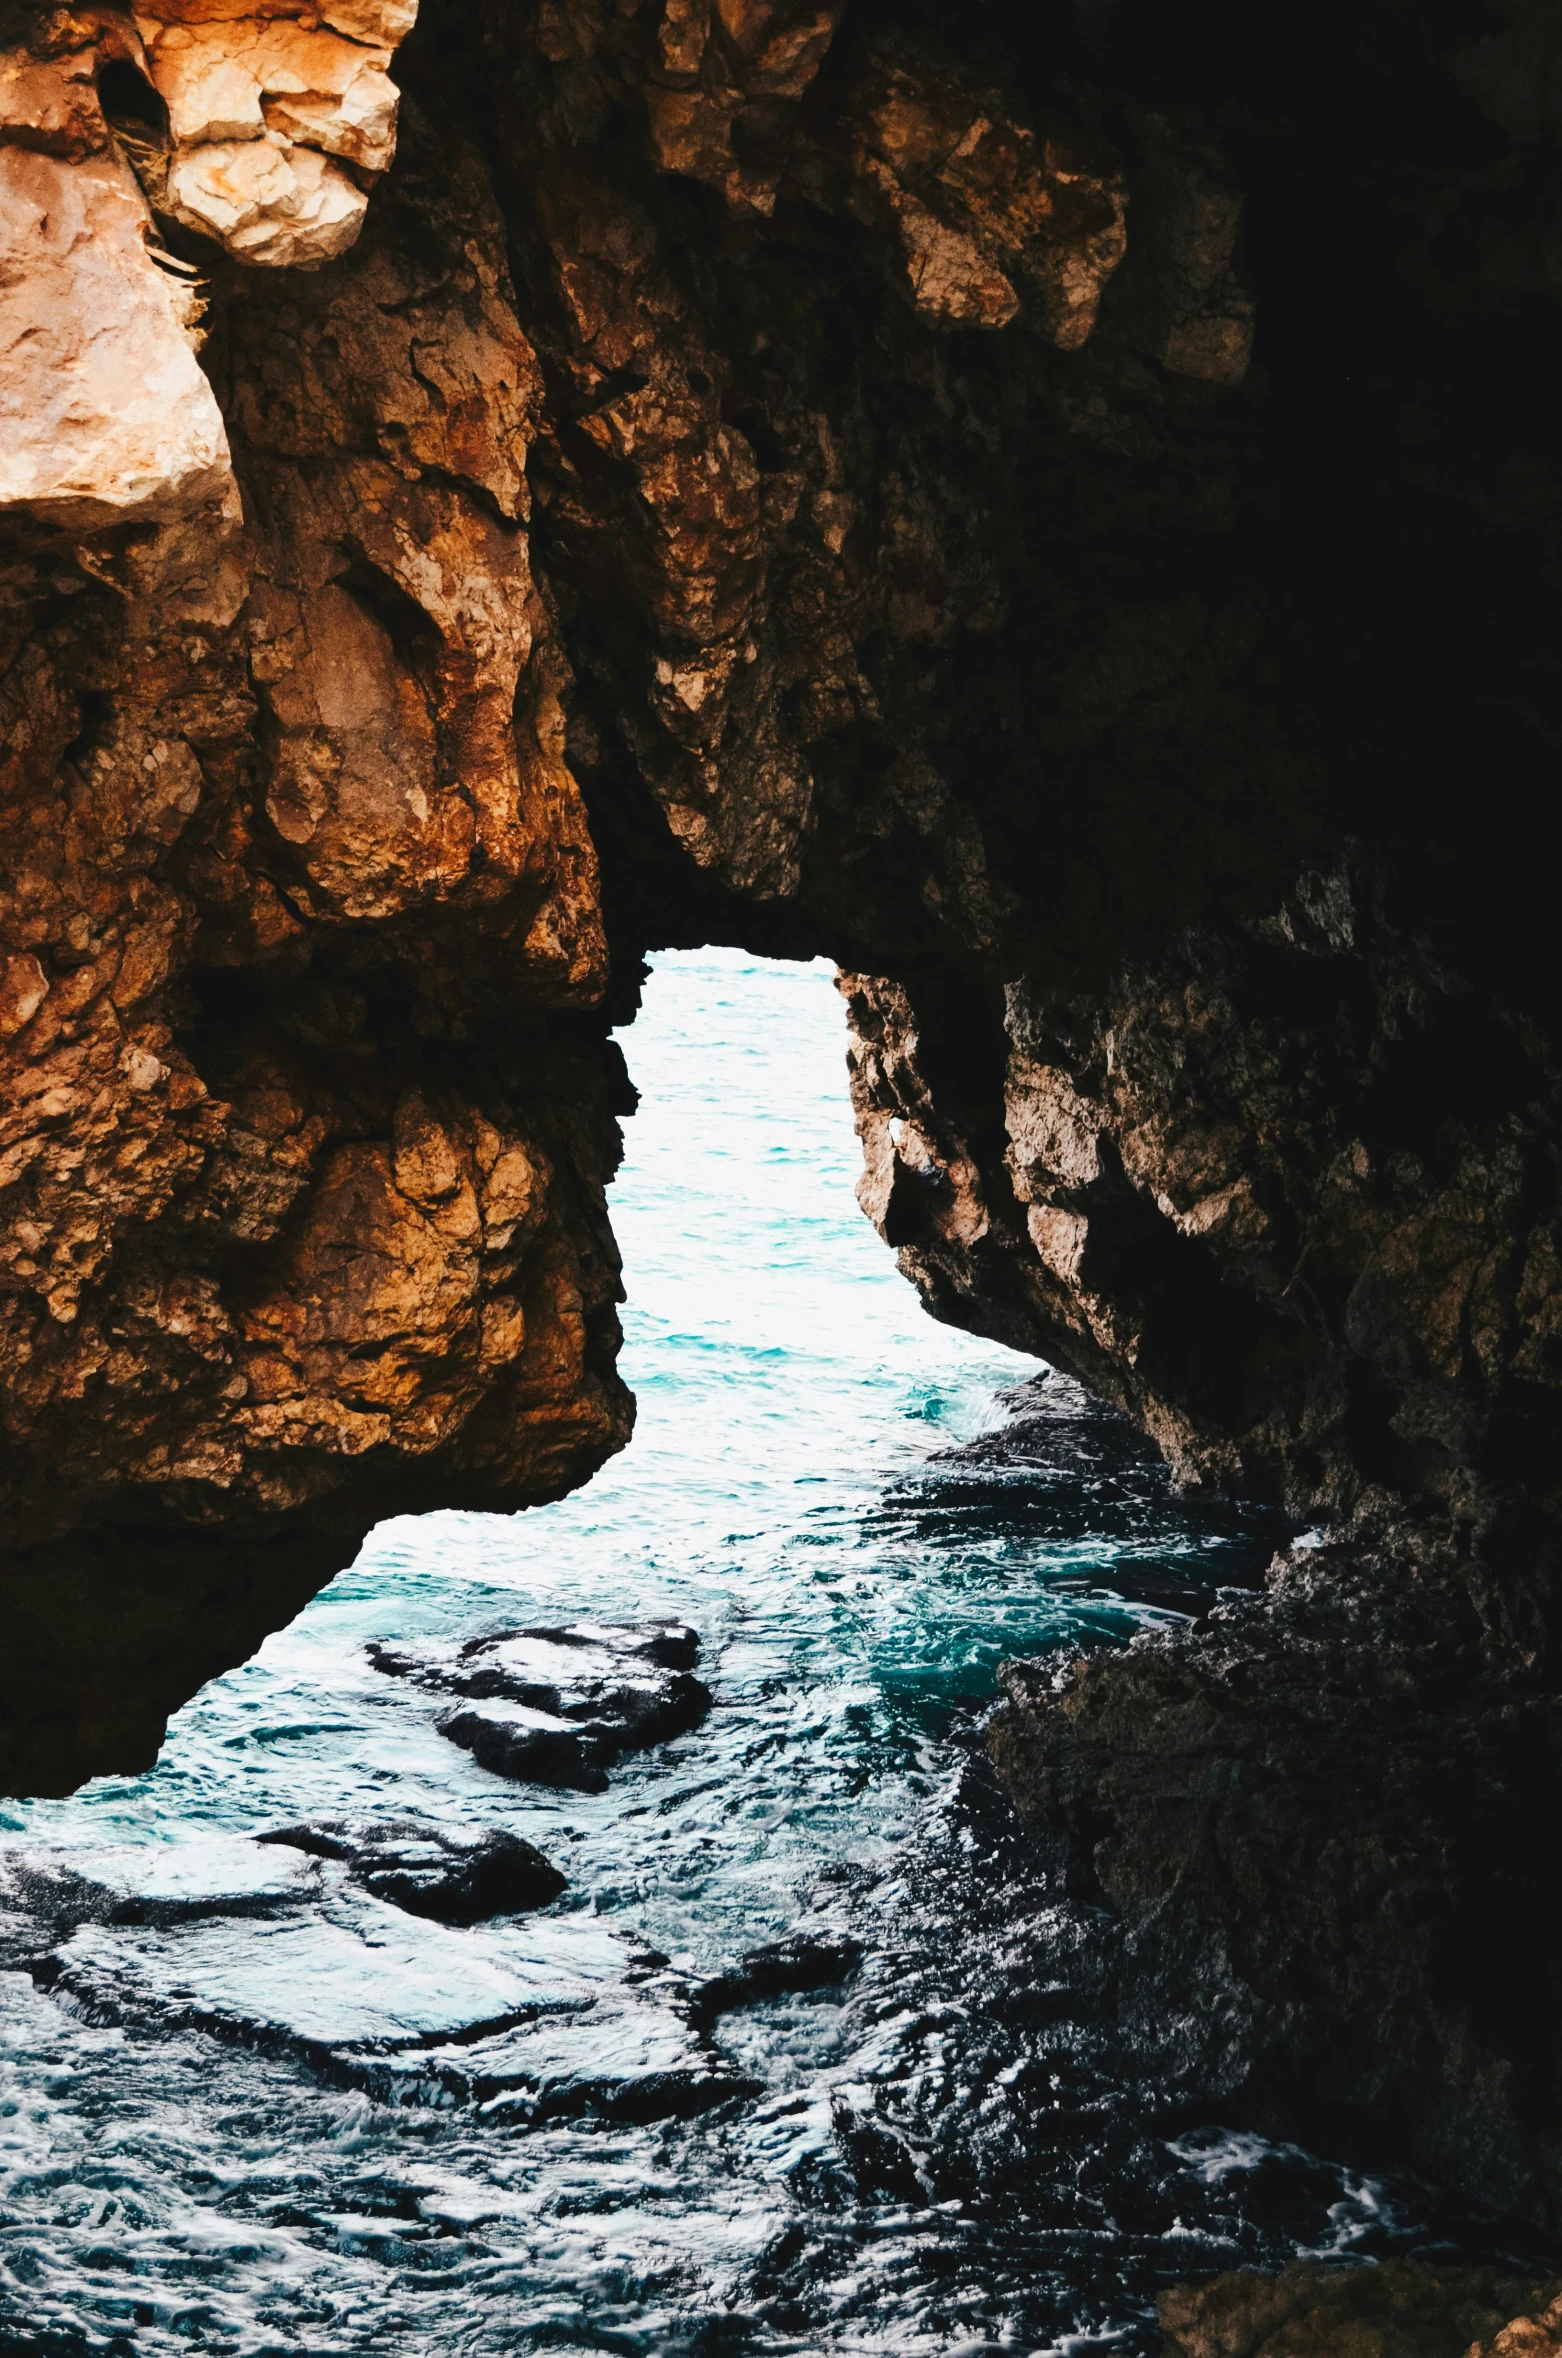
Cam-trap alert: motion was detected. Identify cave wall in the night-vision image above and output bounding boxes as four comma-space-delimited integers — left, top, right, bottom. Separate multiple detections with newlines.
4, 0, 1562, 2226
2, 20, 632, 1789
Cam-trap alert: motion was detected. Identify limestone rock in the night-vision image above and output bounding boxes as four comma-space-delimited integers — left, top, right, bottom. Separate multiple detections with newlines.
0, 132, 239, 564
641, 0, 847, 217
133, 0, 415, 266
834, 39, 1128, 346
0, 110, 626, 1797
164, 130, 368, 265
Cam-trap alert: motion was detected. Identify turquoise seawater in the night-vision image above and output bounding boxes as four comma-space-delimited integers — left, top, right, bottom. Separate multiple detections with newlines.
0, 952, 1454, 2355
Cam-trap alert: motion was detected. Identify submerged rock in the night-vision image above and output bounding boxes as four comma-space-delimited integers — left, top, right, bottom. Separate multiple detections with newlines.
255, 1818, 566, 1922
369, 1621, 712, 1792
9, 1828, 752, 2129
1158, 2261, 1562, 2358
351, 1992, 760, 2125
33, 1886, 611, 2055
0, 1834, 325, 1958
693, 1932, 864, 2018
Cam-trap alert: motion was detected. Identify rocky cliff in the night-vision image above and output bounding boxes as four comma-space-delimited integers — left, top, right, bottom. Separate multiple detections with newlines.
4, 0, 1561, 2237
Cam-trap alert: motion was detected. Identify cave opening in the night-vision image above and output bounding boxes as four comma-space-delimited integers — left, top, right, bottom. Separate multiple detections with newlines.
0, 947, 1391, 2352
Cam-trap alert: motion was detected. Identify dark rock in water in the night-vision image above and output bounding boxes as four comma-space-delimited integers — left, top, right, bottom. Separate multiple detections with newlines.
351, 1992, 761, 2126
255, 1819, 566, 1922
1158, 2260, 1562, 2358
831, 2100, 926, 2207
694, 1933, 863, 2018
989, 1506, 1562, 2231
369, 1621, 712, 1791
23, 1863, 754, 2129
433, 1703, 613, 1794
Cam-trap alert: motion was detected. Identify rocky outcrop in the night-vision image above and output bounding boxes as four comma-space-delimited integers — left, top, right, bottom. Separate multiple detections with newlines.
843, 863, 1562, 1523
4, 0, 1562, 2249
368, 1615, 712, 1789
2, 22, 630, 1792
254, 1816, 568, 1919
849, 884, 1562, 2220
1158, 2263, 1562, 2358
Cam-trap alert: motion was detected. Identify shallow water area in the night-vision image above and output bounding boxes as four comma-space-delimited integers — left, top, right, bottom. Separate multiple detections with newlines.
0, 952, 1494, 2355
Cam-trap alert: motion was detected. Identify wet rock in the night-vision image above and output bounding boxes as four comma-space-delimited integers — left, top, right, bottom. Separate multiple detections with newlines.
369, 1621, 712, 1791
431, 1701, 616, 1794
31, 1882, 623, 2058
22, 1857, 754, 2128
988, 1503, 1562, 2229
255, 1818, 566, 1922
0, 1834, 325, 1956
693, 1932, 863, 2017
831, 2100, 926, 2206
1157, 2261, 1562, 2358
351, 1991, 760, 2125
847, 878, 1562, 2223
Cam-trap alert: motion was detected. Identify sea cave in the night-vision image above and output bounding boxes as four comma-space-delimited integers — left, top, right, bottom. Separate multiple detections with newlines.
3, 0, 1562, 2347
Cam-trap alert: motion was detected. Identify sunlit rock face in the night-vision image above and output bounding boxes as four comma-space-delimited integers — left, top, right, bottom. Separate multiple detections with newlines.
1, 9, 624, 1793
4, 0, 1562, 2243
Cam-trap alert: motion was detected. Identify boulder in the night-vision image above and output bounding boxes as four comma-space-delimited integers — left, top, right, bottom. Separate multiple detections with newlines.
255, 1816, 566, 1921
369, 1620, 712, 1790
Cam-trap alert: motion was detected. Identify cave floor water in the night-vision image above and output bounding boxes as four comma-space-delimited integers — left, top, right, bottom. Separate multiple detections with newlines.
0, 951, 1514, 2356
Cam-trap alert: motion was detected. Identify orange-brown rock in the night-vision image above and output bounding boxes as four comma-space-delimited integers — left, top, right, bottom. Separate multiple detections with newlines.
1157, 2264, 1562, 2358
831, 37, 1127, 342
1, 76, 625, 1792
0, 0, 417, 278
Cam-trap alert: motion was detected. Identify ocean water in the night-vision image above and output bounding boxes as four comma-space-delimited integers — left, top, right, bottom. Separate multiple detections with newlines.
0, 951, 1466, 2355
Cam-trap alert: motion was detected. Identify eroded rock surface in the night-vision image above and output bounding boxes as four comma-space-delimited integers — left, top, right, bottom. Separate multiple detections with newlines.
4, 0, 1562, 2255
1157, 2262, 1562, 2358
2, 46, 628, 1793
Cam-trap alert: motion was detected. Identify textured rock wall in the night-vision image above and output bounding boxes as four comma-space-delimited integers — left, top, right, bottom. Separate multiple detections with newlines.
4, 0, 1562, 2235
2, 21, 629, 1790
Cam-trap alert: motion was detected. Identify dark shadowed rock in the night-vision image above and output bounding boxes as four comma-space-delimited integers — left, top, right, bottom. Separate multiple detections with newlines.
255, 1818, 566, 1922
693, 1933, 863, 2019
369, 1621, 712, 1791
